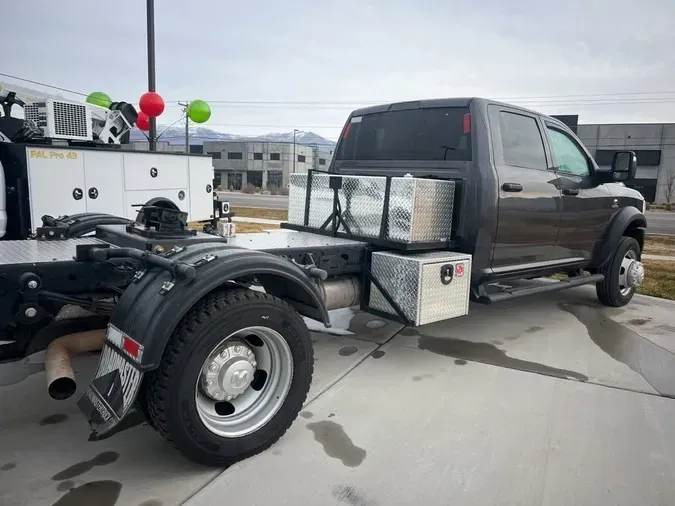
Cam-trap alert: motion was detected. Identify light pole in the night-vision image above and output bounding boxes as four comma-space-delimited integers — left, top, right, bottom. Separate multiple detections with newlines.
292, 128, 299, 174
146, 0, 157, 151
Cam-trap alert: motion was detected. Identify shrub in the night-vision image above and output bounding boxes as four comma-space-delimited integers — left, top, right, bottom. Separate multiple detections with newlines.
278, 186, 290, 196
666, 202, 673, 212
241, 184, 256, 194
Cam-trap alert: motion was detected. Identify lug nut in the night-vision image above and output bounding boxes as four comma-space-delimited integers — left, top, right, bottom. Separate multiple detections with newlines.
24, 307, 37, 318
214, 391, 224, 400
246, 349, 252, 356
209, 363, 219, 372
226, 395, 233, 401
220, 350, 228, 358
251, 361, 257, 368
207, 380, 214, 386
234, 345, 241, 353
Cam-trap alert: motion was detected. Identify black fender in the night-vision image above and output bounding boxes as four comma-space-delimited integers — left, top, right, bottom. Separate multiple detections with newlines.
591, 206, 647, 269
109, 242, 330, 371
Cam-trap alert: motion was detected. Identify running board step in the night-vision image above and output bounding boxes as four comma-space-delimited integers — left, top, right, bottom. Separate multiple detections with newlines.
477, 274, 605, 305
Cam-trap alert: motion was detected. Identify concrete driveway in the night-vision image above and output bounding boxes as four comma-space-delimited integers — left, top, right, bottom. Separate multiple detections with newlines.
2, 286, 675, 505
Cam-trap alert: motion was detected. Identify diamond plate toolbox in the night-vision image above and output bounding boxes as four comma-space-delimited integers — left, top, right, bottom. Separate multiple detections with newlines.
369, 251, 471, 326
288, 173, 455, 244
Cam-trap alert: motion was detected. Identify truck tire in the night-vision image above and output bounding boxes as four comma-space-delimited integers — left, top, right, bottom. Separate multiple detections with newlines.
596, 236, 643, 307
141, 288, 313, 466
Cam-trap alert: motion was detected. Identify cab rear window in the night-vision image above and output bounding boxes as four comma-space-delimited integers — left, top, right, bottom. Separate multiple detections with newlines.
335, 107, 472, 161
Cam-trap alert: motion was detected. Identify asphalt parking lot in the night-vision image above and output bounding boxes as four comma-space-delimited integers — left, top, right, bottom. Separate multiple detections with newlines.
2, 285, 675, 506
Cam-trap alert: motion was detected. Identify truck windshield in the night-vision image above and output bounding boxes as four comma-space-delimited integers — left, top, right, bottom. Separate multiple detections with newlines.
335, 106, 472, 161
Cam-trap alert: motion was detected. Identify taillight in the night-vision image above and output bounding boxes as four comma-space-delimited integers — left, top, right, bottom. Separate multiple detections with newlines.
121, 335, 143, 361
463, 113, 471, 134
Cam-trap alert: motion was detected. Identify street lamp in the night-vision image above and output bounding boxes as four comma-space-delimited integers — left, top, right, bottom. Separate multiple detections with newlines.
293, 128, 299, 173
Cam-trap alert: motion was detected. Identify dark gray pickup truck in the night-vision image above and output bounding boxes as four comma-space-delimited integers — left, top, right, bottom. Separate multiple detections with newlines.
331, 97, 647, 307
0, 96, 646, 466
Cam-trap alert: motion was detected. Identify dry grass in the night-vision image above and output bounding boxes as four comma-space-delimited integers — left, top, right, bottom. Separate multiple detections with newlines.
235, 223, 281, 234
643, 235, 675, 256
231, 207, 288, 221
638, 260, 675, 300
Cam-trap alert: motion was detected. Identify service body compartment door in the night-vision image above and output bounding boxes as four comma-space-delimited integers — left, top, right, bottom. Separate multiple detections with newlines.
122, 152, 188, 191
123, 189, 189, 220
82, 150, 125, 216
188, 156, 215, 221
26, 147, 87, 231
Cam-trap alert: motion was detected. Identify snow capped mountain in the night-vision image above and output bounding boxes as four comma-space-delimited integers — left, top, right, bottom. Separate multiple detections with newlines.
130, 126, 336, 148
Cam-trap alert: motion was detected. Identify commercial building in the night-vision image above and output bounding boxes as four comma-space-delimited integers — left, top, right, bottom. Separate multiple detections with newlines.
202, 141, 333, 190
576, 123, 675, 203
553, 115, 675, 203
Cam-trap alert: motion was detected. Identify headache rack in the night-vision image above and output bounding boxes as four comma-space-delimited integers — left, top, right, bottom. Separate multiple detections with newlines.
281, 170, 462, 251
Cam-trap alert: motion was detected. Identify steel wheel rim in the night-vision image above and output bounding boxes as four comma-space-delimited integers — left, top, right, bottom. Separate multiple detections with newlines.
195, 326, 294, 438
618, 250, 638, 296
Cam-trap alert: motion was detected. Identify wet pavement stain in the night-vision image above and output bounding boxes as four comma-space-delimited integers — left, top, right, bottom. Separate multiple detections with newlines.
365, 319, 388, 329
1, 462, 16, 471
300, 411, 314, 419
418, 334, 589, 382
306, 421, 366, 467
412, 373, 434, 382
56, 480, 76, 492
658, 324, 675, 333
52, 451, 120, 481
525, 325, 544, 333
329, 412, 336, 418
137, 500, 163, 506
332, 484, 378, 506
89, 410, 146, 441
339, 346, 358, 357
627, 317, 651, 326
51, 480, 122, 506
559, 303, 675, 397
370, 350, 385, 359
492, 340, 503, 345
454, 359, 468, 365
272, 449, 283, 456
39, 413, 69, 426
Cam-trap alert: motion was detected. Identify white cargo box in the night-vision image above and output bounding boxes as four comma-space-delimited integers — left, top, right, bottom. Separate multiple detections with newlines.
288, 173, 455, 244
369, 250, 471, 326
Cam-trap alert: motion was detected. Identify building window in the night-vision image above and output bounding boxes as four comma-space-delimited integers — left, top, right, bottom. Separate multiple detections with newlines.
214, 172, 222, 188
208, 151, 222, 159
270, 153, 281, 161
227, 152, 243, 160
319, 158, 326, 165
595, 149, 661, 166
253, 152, 263, 160
298, 154, 306, 163
267, 170, 283, 188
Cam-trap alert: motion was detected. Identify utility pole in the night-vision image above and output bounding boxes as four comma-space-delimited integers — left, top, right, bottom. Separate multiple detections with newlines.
178, 101, 189, 153
146, 0, 157, 151
293, 128, 299, 173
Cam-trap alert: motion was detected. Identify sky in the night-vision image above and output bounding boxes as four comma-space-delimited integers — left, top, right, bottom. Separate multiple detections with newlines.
2, 0, 675, 141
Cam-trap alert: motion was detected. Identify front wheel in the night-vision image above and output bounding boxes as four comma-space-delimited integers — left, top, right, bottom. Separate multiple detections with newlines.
596, 236, 645, 307
141, 288, 313, 466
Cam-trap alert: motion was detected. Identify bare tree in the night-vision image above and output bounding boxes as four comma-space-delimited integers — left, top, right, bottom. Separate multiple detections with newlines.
664, 168, 675, 204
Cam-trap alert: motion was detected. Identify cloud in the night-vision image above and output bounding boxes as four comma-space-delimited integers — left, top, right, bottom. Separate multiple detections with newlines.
2, 0, 675, 139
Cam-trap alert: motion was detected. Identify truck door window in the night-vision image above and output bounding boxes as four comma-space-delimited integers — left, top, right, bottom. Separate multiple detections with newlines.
546, 128, 591, 177
335, 107, 472, 161
498, 111, 547, 170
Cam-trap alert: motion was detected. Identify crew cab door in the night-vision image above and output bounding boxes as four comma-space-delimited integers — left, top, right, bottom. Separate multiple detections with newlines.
488, 106, 561, 271
543, 122, 614, 261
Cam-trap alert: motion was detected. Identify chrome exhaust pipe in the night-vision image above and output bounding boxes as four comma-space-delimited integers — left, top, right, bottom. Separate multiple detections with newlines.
317, 276, 361, 310
45, 329, 106, 400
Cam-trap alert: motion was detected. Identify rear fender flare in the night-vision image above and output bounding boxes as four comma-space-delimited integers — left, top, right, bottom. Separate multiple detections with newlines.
108, 244, 329, 370
591, 206, 647, 269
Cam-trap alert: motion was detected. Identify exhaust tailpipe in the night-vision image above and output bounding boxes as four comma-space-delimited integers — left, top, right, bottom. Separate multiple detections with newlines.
45, 329, 106, 400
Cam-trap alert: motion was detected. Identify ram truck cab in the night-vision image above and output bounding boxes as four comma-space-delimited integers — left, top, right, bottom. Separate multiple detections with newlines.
331, 97, 647, 306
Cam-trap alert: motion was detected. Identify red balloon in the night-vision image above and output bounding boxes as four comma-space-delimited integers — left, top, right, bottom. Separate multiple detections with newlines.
136, 111, 150, 131
139, 91, 165, 118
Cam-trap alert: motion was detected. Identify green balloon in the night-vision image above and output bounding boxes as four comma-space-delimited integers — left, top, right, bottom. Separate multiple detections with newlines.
86, 91, 112, 109
187, 100, 211, 123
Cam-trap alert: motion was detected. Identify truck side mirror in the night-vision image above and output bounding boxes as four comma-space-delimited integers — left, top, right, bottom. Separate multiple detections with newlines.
611, 151, 637, 182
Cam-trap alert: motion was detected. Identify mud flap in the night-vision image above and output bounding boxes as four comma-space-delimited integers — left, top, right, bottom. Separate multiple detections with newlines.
76, 325, 144, 436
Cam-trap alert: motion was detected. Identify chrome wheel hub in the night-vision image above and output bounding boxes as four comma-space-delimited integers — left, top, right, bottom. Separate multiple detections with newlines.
195, 326, 294, 438
200, 340, 257, 401
619, 250, 644, 295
